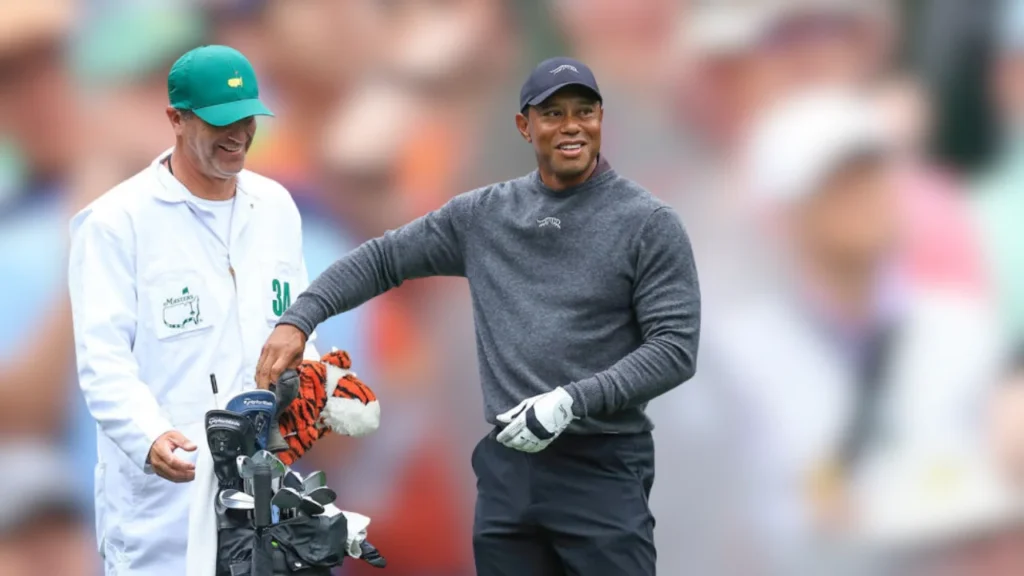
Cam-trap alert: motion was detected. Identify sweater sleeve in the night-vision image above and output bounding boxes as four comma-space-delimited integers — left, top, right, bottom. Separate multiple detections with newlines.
564, 207, 701, 417
278, 192, 473, 336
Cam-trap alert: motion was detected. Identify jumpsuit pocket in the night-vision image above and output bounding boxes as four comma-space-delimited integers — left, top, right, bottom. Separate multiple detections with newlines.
149, 271, 215, 341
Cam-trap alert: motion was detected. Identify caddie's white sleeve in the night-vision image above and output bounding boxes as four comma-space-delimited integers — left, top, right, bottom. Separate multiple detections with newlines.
68, 210, 173, 472
297, 255, 321, 361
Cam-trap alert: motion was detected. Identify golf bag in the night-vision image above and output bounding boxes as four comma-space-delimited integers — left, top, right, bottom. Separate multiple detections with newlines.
215, 499, 347, 576
208, 394, 386, 576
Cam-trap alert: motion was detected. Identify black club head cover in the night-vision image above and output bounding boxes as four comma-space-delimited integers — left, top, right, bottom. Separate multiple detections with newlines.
205, 409, 256, 489
267, 368, 300, 453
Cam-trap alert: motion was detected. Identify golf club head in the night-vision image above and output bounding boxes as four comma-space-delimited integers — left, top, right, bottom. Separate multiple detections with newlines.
270, 487, 304, 511
251, 450, 287, 479
236, 455, 255, 496
225, 389, 277, 450
218, 489, 255, 510
298, 496, 325, 516
359, 541, 387, 568
283, 469, 304, 491
305, 486, 336, 506
267, 369, 300, 453
236, 455, 255, 479
301, 470, 326, 494
206, 410, 256, 487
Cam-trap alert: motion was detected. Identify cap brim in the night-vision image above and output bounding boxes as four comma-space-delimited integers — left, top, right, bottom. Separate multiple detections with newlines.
193, 98, 274, 127
526, 82, 602, 109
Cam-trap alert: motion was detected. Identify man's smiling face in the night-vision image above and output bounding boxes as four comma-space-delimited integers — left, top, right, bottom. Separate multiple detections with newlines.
516, 85, 603, 189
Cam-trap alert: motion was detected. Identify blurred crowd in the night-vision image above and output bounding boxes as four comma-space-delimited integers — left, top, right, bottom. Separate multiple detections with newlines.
3, 0, 1024, 574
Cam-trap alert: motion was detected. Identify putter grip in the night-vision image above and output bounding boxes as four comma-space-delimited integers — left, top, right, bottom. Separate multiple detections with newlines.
252, 463, 272, 528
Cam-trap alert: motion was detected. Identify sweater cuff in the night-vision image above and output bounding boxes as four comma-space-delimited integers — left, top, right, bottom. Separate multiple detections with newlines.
564, 377, 603, 418
277, 295, 323, 337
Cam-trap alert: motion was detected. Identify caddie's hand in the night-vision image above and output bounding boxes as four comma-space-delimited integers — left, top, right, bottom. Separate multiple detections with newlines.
255, 324, 307, 390
495, 387, 576, 453
147, 430, 197, 483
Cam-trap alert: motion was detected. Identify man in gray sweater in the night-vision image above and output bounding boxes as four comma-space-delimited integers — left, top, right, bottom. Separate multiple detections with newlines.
256, 57, 701, 575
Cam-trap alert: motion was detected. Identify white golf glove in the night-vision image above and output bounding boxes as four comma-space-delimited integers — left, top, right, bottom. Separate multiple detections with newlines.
495, 387, 576, 453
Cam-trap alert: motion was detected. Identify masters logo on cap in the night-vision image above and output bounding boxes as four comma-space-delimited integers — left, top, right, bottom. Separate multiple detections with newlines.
167, 45, 273, 127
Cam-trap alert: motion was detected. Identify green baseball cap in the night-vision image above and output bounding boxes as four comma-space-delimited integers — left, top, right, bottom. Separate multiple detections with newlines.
167, 45, 273, 127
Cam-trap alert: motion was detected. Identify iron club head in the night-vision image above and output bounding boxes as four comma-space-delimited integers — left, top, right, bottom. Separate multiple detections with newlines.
271, 487, 304, 511
219, 489, 255, 510
301, 470, 327, 494
305, 486, 337, 506
236, 455, 255, 479
251, 450, 287, 479
283, 469, 304, 491
299, 496, 325, 516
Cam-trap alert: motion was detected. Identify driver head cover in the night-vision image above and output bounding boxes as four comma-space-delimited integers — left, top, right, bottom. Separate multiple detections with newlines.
226, 389, 277, 450
205, 410, 256, 485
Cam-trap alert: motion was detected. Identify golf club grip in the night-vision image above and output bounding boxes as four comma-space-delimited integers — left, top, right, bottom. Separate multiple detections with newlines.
252, 463, 272, 528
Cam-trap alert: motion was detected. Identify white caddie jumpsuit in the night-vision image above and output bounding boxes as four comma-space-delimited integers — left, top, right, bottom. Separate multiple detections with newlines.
68, 148, 319, 576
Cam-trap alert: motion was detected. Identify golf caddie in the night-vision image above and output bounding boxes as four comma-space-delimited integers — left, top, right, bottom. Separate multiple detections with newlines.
68, 44, 319, 576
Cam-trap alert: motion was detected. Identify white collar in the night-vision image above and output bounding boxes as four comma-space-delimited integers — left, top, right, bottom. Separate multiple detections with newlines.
149, 147, 260, 205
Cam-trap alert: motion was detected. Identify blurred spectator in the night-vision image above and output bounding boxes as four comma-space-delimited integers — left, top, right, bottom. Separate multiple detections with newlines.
666, 0, 901, 309
551, 0, 681, 94
972, 0, 1024, 348
356, 0, 529, 218
0, 442, 95, 576
907, 0, 1000, 172
72, 2, 208, 180
677, 0, 897, 155
549, 0, 686, 196
0, 1, 79, 187
241, 0, 376, 199
873, 76, 989, 297
659, 88, 1000, 575
203, 0, 270, 79
320, 82, 429, 245
0, 0, 100, 509
664, 0, 987, 321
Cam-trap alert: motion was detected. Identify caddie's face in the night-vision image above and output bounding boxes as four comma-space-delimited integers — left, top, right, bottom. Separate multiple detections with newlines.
516, 86, 603, 187
170, 109, 257, 179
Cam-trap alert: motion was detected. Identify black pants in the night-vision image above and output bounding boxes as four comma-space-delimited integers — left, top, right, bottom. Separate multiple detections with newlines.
471, 429, 656, 576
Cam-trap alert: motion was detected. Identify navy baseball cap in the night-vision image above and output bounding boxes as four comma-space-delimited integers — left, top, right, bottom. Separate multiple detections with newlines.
519, 57, 602, 112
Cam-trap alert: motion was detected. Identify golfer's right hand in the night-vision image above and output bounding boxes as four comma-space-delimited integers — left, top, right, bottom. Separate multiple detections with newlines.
148, 430, 197, 483
255, 324, 307, 390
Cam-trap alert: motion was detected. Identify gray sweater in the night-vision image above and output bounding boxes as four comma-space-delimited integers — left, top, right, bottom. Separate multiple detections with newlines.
280, 157, 701, 435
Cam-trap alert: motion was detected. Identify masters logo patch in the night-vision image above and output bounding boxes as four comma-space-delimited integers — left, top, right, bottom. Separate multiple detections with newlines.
163, 286, 202, 329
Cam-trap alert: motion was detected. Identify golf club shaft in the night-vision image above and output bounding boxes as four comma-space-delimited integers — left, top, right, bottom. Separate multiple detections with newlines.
210, 373, 220, 410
